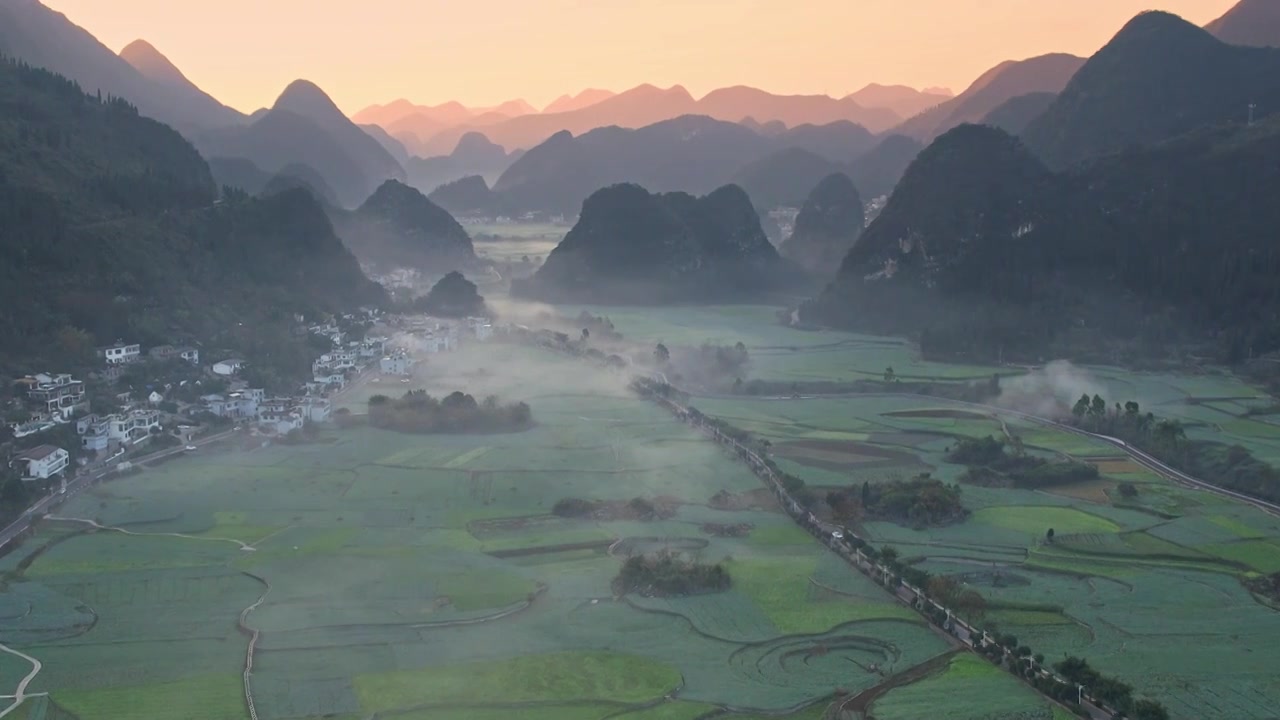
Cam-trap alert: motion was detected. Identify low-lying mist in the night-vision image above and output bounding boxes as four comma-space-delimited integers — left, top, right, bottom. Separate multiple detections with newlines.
994, 360, 1106, 418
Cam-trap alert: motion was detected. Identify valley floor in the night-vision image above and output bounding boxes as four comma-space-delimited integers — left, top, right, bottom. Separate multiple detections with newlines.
0, 305, 1276, 720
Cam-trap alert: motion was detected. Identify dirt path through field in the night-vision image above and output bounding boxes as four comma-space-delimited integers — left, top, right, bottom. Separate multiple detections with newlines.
46, 516, 260, 551
0, 641, 44, 718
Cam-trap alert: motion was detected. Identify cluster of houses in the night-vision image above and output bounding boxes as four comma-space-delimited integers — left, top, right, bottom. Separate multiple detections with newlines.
75, 408, 162, 452
198, 386, 332, 435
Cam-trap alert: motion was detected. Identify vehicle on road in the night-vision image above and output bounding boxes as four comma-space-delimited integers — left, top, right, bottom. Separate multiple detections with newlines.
184, 445, 198, 451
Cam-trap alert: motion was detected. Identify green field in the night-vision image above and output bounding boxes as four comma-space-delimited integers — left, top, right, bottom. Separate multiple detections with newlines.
5, 305, 1280, 720
0, 341, 952, 720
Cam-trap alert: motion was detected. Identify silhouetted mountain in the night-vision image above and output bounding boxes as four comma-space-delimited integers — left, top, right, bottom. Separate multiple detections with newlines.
847, 134, 923, 199
0, 1, 243, 134
427, 175, 503, 217
731, 148, 842, 214
782, 121, 876, 161
494, 116, 877, 216
0, 56, 381, 373
405, 131, 521, 195
803, 117, 1280, 364
780, 173, 864, 278
261, 163, 339, 207
196, 80, 406, 206
420, 83, 899, 155
740, 117, 788, 135
360, 123, 411, 166
893, 54, 1084, 142
544, 89, 616, 113
848, 84, 951, 118
208, 156, 272, 195
1024, 11, 1280, 168
980, 92, 1056, 135
1206, 0, 1280, 47
417, 84, 697, 155
481, 99, 536, 117
697, 86, 899, 132
329, 180, 476, 273
514, 183, 804, 303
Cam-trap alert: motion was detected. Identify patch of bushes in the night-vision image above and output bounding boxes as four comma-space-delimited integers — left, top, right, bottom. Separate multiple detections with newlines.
368, 390, 532, 434
613, 550, 730, 597
948, 435, 1098, 489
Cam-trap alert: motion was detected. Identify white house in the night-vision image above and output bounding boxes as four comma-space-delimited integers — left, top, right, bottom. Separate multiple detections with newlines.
313, 371, 347, 389
99, 342, 142, 365
298, 397, 331, 423
178, 348, 200, 365
81, 421, 110, 452
108, 409, 162, 444
23, 373, 86, 420
76, 415, 111, 452
206, 393, 258, 419
259, 408, 304, 435
380, 353, 416, 376
424, 333, 456, 354
148, 391, 165, 405
11, 445, 70, 481
212, 359, 244, 376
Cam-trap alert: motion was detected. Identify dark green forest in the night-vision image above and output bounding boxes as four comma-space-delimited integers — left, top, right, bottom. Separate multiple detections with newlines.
0, 56, 382, 379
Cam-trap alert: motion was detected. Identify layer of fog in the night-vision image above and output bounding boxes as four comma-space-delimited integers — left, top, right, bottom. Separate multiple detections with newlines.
994, 360, 1105, 418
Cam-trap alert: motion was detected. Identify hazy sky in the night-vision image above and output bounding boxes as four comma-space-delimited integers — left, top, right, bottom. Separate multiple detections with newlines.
44, 0, 1238, 114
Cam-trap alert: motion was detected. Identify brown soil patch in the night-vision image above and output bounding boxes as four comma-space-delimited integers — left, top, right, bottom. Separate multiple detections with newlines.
883, 409, 989, 420
1089, 458, 1145, 475
708, 488, 781, 512
1044, 479, 1116, 504
701, 522, 754, 537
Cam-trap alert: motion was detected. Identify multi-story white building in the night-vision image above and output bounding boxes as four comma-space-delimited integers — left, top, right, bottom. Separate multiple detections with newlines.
99, 342, 142, 364
11, 445, 70, 481
380, 352, 416, 376
298, 397, 332, 423
23, 373, 86, 420
108, 409, 162, 444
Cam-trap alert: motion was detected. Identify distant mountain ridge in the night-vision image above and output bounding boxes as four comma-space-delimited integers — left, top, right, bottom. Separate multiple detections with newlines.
196, 79, 406, 207
0, 55, 381, 373
0, 0, 244, 134
1206, 0, 1280, 47
892, 53, 1084, 141
376, 83, 904, 156
329, 180, 477, 274
1023, 10, 1280, 168
780, 172, 864, 278
405, 131, 522, 195
492, 115, 879, 216
803, 114, 1280, 364
848, 83, 952, 119
514, 183, 805, 303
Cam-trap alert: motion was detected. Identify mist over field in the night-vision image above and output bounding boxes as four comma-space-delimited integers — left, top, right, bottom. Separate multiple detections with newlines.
995, 360, 1106, 418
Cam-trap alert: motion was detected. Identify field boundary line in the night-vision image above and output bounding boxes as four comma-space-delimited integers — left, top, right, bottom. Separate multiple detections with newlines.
0, 640, 42, 718
238, 571, 271, 720
46, 516, 259, 551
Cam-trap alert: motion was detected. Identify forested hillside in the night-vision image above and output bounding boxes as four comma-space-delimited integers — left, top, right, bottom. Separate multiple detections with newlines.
0, 56, 382, 375
801, 118, 1280, 364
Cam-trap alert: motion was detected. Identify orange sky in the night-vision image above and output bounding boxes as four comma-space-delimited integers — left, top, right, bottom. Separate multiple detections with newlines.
43, 0, 1238, 114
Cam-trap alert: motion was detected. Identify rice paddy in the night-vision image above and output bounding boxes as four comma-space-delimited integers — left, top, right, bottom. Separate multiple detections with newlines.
5, 305, 1280, 720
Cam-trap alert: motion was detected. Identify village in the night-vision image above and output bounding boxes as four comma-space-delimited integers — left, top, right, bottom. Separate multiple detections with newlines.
0, 310, 496, 500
